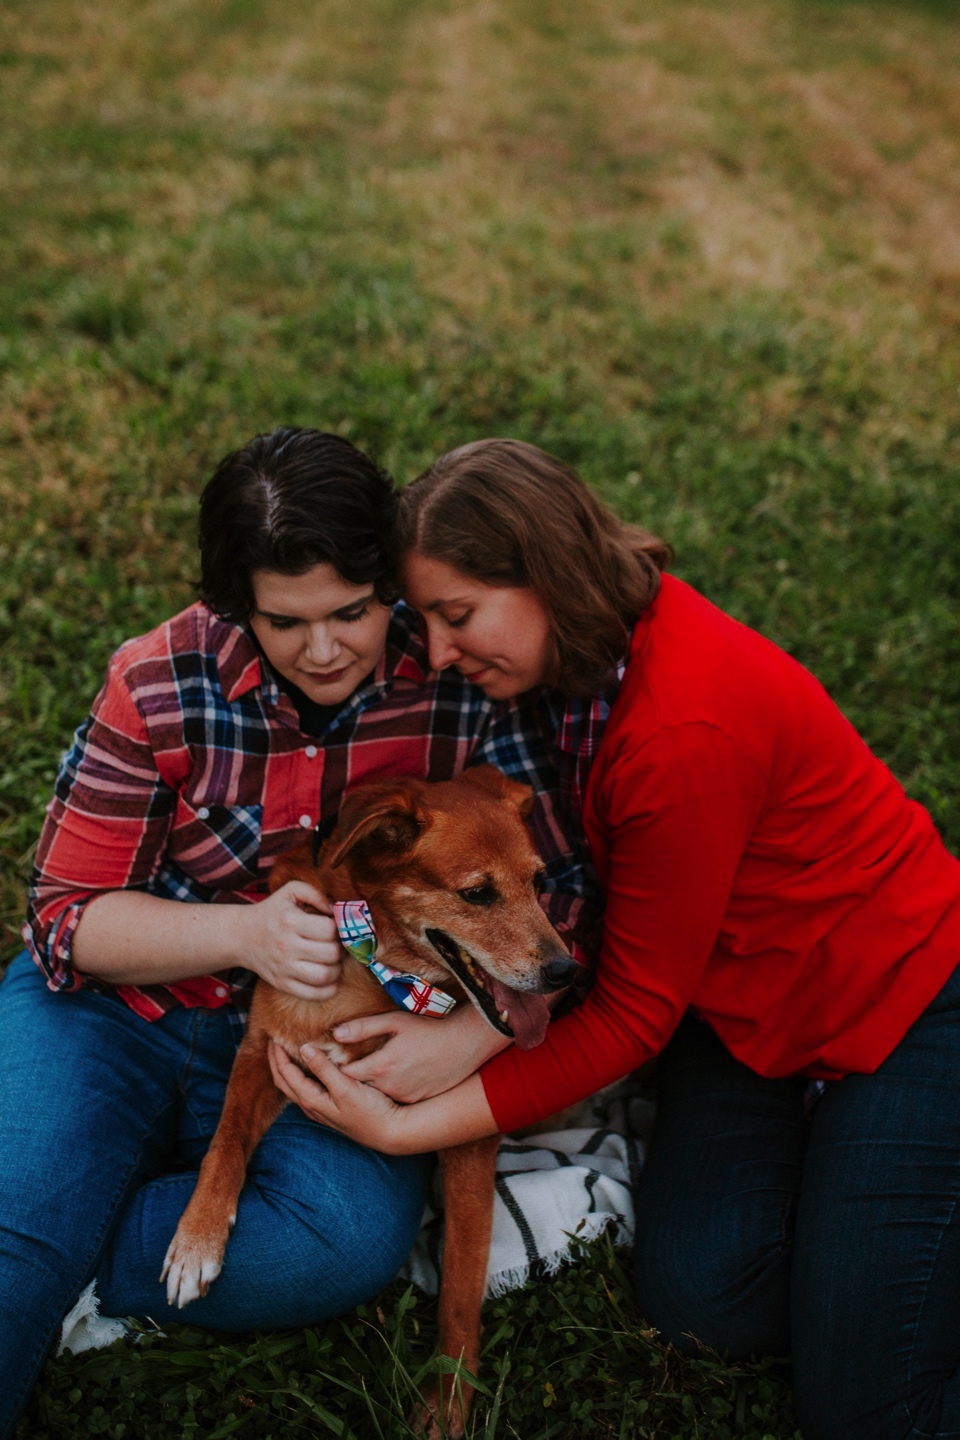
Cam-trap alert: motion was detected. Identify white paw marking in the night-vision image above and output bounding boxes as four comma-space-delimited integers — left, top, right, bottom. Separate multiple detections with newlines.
160, 1231, 224, 1308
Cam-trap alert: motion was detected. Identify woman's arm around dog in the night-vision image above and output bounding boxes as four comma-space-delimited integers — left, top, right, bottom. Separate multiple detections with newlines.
269, 1041, 500, 1151
330, 1007, 511, 1103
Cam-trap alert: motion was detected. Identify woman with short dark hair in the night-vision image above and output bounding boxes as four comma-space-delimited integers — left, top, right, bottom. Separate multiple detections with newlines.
279, 438, 960, 1440
0, 429, 590, 1439
198, 426, 400, 620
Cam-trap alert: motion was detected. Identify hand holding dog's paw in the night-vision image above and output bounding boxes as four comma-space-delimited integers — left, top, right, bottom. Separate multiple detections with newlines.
160, 1223, 228, 1308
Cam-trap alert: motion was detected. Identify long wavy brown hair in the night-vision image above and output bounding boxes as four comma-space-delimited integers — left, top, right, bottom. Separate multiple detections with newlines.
397, 439, 671, 697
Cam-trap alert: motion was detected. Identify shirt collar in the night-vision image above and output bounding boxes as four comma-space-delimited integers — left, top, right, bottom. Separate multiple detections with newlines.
547, 657, 627, 755
208, 615, 264, 703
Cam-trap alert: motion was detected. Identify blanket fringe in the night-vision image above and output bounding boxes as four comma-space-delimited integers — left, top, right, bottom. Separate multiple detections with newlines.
58, 1281, 132, 1357
485, 1215, 630, 1299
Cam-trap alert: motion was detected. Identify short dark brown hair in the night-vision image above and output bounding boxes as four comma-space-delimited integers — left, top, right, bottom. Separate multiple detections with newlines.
397, 439, 671, 697
197, 427, 398, 621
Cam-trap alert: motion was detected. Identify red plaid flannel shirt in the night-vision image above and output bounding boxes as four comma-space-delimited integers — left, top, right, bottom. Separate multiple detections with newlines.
25, 601, 596, 1020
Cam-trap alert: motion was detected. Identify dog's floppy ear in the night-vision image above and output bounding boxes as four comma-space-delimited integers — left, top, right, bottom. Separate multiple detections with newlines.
458, 764, 536, 820
329, 780, 429, 869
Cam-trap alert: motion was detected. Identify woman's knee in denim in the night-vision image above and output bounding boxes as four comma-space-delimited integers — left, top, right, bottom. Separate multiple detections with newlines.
343, 1160, 427, 1275
633, 1226, 791, 1358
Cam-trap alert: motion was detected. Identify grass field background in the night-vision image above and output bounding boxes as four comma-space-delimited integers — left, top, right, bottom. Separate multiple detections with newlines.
3, 0, 960, 1434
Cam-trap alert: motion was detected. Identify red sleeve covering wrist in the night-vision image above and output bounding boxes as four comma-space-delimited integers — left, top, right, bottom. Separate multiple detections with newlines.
481, 723, 765, 1134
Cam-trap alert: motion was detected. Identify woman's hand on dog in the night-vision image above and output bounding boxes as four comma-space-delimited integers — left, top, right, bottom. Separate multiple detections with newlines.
242, 881, 344, 1001
333, 1007, 512, 1102
268, 1039, 403, 1149
268, 1039, 501, 1154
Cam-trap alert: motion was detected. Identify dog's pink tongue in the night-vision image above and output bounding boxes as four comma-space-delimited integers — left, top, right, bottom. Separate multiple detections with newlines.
490, 979, 550, 1051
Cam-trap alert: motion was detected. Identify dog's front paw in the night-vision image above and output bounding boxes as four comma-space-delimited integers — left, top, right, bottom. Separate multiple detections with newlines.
414, 1380, 469, 1440
160, 1223, 228, 1308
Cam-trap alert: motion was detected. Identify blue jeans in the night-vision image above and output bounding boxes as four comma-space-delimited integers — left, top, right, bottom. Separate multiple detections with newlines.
633, 961, 960, 1440
0, 952, 429, 1440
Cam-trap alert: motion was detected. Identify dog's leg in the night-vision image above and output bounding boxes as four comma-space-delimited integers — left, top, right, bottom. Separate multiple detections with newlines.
162, 1031, 285, 1308
417, 1133, 501, 1440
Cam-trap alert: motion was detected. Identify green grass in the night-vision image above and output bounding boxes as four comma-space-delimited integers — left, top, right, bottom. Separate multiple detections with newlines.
20, 1233, 799, 1440
3, 0, 960, 1433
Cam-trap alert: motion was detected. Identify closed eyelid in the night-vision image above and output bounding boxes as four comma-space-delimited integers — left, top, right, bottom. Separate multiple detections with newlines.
331, 593, 375, 620
257, 599, 372, 626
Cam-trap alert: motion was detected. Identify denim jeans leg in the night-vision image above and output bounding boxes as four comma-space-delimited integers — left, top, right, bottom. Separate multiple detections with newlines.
792, 960, 960, 1440
0, 953, 184, 1440
99, 1116, 430, 1329
97, 1005, 431, 1328
633, 1013, 808, 1357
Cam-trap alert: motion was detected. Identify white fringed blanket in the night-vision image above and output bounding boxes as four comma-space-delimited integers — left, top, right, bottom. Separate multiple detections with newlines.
402, 1080, 653, 1299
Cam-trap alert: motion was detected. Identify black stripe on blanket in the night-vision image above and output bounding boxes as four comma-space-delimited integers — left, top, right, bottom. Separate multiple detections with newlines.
580, 1128, 614, 1155
495, 1175, 540, 1269
498, 1143, 574, 1161
625, 1135, 643, 1193
497, 1147, 576, 1171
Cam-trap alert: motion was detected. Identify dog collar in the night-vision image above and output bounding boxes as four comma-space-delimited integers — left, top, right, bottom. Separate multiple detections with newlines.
333, 901, 458, 1018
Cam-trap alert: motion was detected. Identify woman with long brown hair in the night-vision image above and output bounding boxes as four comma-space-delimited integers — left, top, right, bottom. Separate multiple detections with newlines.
270, 438, 960, 1440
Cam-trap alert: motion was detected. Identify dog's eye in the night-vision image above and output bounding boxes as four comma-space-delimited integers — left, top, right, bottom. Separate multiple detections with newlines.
533, 869, 547, 895
458, 883, 497, 907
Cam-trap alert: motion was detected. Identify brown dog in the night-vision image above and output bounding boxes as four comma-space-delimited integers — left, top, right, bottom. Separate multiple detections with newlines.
161, 765, 577, 1437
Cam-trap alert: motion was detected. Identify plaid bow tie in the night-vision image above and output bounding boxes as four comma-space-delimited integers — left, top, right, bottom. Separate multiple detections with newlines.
333, 900, 458, 1018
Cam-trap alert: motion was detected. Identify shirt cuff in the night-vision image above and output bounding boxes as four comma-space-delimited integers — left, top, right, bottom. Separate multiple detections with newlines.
23, 900, 89, 994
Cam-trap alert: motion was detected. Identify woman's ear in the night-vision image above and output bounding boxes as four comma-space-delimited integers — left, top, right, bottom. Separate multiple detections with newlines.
458, 764, 536, 820
329, 780, 429, 869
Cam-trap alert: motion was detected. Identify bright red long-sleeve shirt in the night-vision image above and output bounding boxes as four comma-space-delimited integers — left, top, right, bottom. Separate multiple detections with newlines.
482, 576, 960, 1133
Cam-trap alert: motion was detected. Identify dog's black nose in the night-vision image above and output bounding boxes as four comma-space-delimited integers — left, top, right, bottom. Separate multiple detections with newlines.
540, 955, 579, 991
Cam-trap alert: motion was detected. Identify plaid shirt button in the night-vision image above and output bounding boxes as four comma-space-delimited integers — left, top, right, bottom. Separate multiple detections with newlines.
298, 814, 312, 828
197, 806, 210, 820
305, 745, 318, 758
